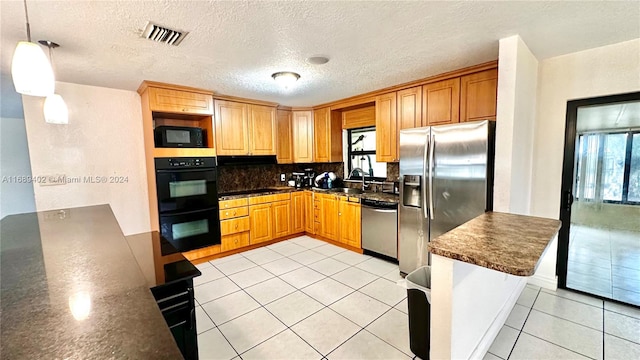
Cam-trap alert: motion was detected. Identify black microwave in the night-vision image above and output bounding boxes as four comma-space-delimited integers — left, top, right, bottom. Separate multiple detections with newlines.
154, 126, 205, 148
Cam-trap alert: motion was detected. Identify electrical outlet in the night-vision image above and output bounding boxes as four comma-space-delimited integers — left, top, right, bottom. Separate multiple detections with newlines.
280, 173, 286, 182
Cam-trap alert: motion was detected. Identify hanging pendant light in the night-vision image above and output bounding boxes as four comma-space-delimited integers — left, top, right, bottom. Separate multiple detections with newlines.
40, 40, 68, 124
11, 0, 55, 97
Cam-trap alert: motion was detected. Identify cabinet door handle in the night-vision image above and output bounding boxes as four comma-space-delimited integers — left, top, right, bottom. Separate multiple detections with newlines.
233, 211, 237, 216
338, 212, 342, 216
182, 107, 187, 112
235, 224, 239, 229
225, 211, 229, 216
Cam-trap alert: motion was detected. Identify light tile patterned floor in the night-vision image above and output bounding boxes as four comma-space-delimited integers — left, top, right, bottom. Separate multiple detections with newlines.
485, 285, 640, 360
567, 225, 640, 306
194, 235, 640, 360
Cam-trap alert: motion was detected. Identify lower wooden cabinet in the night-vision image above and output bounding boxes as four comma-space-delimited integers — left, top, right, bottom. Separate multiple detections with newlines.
339, 199, 361, 248
304, 191, 315, 234
272, 200, 291, 238
291, 192, 305, 234
319, 194, 340, 241
249, 203, 273, 244
221, 232, 250, 252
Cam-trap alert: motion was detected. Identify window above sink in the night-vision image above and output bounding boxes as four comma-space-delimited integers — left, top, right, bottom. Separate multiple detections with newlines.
344, 127, 387, 181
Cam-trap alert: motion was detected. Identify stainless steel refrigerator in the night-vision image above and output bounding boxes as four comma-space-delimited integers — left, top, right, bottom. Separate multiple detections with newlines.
398, 120, 495, 275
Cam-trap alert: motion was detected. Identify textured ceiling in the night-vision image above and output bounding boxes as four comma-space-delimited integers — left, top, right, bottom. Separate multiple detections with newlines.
1, 1, 638, 106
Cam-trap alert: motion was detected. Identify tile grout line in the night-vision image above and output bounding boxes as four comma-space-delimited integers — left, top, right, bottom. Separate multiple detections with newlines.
198, 238, 406, 359
506, 287, 541, 359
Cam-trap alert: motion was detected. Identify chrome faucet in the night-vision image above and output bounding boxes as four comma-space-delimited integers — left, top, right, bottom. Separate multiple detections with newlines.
349, 167, 369, 191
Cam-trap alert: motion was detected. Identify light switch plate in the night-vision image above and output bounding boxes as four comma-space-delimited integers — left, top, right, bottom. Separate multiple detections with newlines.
280, 173, 286, 182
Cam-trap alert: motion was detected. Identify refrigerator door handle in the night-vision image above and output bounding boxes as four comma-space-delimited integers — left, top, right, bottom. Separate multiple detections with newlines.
428, 135, 435, 220
423, 140, 429, 219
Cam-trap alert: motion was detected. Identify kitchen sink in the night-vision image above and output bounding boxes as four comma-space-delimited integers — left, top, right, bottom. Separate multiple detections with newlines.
328, 187, 364, 195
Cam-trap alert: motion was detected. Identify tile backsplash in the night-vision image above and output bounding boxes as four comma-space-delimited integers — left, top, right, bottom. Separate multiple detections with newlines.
217, 162, 344, 193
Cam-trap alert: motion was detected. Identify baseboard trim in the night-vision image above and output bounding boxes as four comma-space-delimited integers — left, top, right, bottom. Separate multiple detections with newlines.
468, 277, 527, 360
527, 274, 558, 291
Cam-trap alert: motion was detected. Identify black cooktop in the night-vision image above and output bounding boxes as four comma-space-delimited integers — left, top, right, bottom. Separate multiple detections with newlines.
219, 188, 287, 196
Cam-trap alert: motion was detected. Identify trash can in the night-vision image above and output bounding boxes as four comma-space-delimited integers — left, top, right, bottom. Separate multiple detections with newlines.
406, 266, 431, 360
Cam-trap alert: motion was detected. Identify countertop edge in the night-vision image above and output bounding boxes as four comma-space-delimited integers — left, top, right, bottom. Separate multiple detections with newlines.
428, 212, 562, 277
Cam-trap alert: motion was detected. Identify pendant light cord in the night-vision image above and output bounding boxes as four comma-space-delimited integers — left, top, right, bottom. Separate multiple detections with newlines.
23, 0, 31, 42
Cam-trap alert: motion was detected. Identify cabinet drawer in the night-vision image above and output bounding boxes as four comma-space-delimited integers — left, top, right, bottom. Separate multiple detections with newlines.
221, 232, 250, 252
148, 87, 213, 115
314, 208, 320, 222
314, 222, 320, 234
219, 198, 249, 209
219, 206, 249, 220
248, 193, 291, 205
220, 217, 250, 235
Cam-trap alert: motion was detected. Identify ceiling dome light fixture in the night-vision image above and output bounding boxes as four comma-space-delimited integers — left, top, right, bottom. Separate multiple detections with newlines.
11, 0, 55, 97
271, 72, 300, 89
39, 40, 68, 124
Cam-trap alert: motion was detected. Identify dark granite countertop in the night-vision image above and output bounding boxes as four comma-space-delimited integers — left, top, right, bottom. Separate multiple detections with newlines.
125, 231, 201, 288
428, 212, 561, 276
0, 205, 185, 359
219, 187, 399, 203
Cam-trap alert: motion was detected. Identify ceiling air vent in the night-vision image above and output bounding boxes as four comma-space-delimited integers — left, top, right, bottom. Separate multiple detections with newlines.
140, 21, 188, 46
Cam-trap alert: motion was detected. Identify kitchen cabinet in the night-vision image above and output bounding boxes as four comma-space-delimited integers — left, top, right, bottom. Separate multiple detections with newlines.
214, 100, 276, 156
398, 86, 423, 129
248, 104, 276, 155
291, 192, 305, 234
342, 105, 376, 129
422, 78, 460, 126
375, 92, 398, 162
460, 68, 498, 122
276, 109, 293, 163
304, 191, 315, 234
319, 194, 340, 241
396, 86, 422, 157
272, 200, 291, 238
313, 107, 342, 163
292, 110, 314, 163
338, 198, 361, 248
148, 87, 213, 116
249, 203, 273, 244
214, 100, 249, 155
219, 200, 250, 251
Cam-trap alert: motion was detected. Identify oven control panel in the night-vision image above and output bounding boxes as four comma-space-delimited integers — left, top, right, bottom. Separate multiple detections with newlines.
155, 157, 217, 170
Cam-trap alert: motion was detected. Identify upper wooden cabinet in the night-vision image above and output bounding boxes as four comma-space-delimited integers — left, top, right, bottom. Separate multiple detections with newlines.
276, 109, 293, 163
248, 104, 276, 155
147, 87, 213, 115
292, 110, 314, 163
460, 69, 498, 122
313, 107, 343, 163
214, 100, 276, 156
215, 100, 249, 155
375, 92, 398, 162
423, 78, 460, 126
342, 106, 375, 129
398, 87, 423, 130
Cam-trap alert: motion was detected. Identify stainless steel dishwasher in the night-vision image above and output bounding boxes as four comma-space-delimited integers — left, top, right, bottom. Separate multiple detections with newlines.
361, 199, 398, 259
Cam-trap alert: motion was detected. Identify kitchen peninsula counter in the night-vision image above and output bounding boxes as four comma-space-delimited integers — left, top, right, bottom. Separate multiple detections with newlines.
428, 211, 562, 276
427, 211, 561, 360
0, 205, 185, 359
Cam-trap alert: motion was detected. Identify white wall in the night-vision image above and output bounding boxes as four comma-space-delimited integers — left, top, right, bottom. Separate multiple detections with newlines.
526, 38, 640, 288
494, 35, 539, 215
531, 38, 640, 218
0, 74, 36, 218
21, 82, 150, 235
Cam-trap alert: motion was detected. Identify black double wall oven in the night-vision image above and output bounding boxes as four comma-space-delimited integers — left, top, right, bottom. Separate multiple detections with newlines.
155, 157, 220, 252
